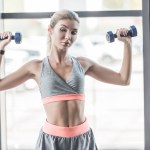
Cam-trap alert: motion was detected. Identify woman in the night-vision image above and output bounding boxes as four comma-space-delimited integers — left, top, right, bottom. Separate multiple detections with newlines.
0, 9, 132, 150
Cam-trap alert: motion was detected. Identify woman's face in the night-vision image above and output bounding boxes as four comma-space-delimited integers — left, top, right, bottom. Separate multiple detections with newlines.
50, 19, 79, 51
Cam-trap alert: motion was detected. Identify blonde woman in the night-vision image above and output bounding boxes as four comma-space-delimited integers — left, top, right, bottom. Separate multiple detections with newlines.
0, 9, 132, 150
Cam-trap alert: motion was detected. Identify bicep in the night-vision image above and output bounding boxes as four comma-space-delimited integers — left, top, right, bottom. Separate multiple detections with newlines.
86, 61, 124, 85
0, 62, 35, 91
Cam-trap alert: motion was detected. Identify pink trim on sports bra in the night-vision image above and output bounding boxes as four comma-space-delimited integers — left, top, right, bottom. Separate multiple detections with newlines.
42, 94, 85, 104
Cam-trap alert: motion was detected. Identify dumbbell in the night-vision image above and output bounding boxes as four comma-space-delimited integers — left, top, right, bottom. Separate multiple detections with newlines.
106, 25, 137, 43
0, 32, 22, 44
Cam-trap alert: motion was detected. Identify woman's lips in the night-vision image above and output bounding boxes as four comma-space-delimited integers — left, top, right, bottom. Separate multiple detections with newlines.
61, 42, 70, 46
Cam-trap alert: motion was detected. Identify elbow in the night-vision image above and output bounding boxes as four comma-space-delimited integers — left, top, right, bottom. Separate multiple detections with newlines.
123, 81, 130, 86
119, 73, 131, 86
121, 79, 130, 86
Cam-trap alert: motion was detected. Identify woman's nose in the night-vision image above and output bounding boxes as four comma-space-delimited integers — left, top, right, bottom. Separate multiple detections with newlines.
65, 31, 71, 40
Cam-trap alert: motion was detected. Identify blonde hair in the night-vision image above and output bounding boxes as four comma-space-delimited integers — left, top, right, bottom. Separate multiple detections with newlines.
47, 9, 80, 55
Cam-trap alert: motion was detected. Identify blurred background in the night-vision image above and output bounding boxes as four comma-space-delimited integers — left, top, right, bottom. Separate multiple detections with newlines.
1, 0, 143, 149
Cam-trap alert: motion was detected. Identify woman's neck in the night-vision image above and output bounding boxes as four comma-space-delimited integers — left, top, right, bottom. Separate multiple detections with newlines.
49, 50, 70, 64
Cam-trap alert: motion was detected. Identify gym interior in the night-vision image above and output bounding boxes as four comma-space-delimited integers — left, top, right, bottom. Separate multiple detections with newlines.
0, 0, 149, 150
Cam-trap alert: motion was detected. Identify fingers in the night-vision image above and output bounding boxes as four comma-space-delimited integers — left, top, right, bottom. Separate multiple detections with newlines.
116, 28, 131, 43
0, 31, 12, 40
116, 28, 128, 38
0, 31, 12, 49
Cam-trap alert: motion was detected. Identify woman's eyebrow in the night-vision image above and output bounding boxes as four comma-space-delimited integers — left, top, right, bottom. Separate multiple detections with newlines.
60, 24, 78, 30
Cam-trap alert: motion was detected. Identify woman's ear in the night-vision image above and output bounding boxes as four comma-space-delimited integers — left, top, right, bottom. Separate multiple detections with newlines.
48, 25, 52, 33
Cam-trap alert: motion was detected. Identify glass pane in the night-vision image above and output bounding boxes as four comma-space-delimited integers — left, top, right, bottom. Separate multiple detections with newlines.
4, 0, 142, 12
4, 16, 143, 150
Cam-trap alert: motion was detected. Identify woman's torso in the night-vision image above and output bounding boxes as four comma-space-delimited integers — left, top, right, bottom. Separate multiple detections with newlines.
33, 56, 87, 127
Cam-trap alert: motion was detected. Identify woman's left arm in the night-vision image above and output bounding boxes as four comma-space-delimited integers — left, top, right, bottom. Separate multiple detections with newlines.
85, 28, 132, 86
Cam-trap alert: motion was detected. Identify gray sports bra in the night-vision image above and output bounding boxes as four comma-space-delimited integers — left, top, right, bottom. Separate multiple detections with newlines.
39, 56, 85, 104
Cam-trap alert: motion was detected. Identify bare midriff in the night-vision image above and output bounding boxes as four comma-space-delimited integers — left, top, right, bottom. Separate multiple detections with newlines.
43, 100, 85, 127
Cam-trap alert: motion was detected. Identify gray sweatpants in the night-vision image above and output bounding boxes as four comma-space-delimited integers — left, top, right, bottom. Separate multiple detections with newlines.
35, 128, 98, 150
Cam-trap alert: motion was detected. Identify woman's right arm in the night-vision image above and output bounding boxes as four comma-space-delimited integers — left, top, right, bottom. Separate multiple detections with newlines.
0, 31, 40, 91
0, 60, 39, 91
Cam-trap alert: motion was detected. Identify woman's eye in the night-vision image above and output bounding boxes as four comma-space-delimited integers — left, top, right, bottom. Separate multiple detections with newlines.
60, 28, 66, 32
71, 31, 77, 35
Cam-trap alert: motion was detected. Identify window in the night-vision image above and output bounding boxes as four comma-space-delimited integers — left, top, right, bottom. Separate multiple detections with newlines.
0, 0, 144, 149
3, 17, 143, 149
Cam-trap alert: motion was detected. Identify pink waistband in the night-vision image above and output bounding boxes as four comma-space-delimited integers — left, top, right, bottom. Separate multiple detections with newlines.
42, 118, 90, 138
42, 94, 85, 104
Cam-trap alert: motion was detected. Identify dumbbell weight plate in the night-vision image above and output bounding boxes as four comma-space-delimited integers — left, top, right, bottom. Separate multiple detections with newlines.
106, 31, 115, 43
12, 32, 22, 44
129, 26, 137, 37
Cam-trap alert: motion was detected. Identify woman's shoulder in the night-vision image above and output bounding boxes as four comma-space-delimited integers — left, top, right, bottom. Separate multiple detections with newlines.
26, 58, 43, 67
24, 58, 44, 75
75, 56, 94, 73
76, 56, 94, 66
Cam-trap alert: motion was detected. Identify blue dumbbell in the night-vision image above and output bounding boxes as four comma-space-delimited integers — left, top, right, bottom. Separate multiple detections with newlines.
0, 32, 22, 44
106, 25, 137, 43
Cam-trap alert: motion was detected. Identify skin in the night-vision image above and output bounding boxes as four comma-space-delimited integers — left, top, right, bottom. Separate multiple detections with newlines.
0, 19, 132, 127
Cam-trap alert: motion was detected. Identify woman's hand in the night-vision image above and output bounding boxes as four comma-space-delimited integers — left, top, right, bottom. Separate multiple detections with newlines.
0, 31, 12, 49
116, 28, 132, 44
